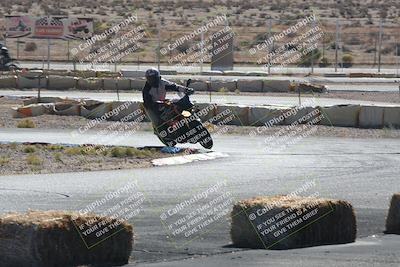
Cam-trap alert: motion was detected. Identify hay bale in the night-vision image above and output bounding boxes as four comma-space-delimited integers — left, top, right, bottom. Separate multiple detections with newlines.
385, 193, 400, 234
230, 196, 356, 250
0, 210, 133, 267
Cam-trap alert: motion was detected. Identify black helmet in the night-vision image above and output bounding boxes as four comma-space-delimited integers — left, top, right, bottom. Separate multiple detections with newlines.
145, 68, 160, 87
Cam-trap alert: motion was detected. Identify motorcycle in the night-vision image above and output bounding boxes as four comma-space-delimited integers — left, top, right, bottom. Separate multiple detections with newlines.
0, 58, 21, 71
150, 79, 213, 149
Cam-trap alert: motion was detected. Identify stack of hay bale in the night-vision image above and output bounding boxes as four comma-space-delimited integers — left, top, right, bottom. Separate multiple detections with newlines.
0, 210, 133, 266
230, 195, 356, 249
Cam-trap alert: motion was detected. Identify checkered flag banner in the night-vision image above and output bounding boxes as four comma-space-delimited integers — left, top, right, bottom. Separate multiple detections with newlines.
35, 17, 63, 26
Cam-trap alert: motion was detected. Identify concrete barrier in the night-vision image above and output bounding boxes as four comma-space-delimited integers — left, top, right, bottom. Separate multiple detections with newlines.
190, 81, 208, 91
214, 105, 249, 126
48, 76, 77, 90
0, 211, 133, 267
0, 76, 17, 88
17, 76, 48, 89
230, 196, 356, 249
283, 106, 321, 125
77, 78, 102, 90
359, 105, 384, 128
130, 79, 146, 90
319, 105, 360, 127
223, 70, 246, 76
120, 69, 145, 78
211, 81, 237, 92
246, 71, 268, 76
263, 80, 291, 92
248, 106, 286, 126
194, 103, 217, 121
237, 80, 263, 92
103, 78, 133, 91
386, 193, 400, 234
383, 107, 400, 128
110, 101, 147, 122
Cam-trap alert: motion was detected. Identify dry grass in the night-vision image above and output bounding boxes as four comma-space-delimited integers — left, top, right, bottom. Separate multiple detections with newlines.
16, 119, 36, 128
230, 195, 356, 249
110, 147, 157, 158
26, 154, 42, 165
23, 145, 36, 153
0, 156, 10, 165
0, 210, 133, 266
385, 193, 400, 234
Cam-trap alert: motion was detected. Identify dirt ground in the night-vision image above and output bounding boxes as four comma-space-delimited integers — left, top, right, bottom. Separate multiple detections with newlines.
0, 142, 192, 175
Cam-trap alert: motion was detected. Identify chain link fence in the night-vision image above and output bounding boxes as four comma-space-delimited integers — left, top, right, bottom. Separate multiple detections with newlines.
1, 16, 399, 73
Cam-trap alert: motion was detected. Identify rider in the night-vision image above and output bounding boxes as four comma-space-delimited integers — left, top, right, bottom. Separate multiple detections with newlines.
142, 68, 194, 126
0, 46, 11, 66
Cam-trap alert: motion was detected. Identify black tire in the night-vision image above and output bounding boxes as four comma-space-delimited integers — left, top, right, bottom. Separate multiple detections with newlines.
198, 127, 213, 149
188, 120, 213, 149
7, 64, 20, 71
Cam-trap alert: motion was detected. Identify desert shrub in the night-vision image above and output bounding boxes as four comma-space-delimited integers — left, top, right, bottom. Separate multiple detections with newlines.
218, 87, 229, 93
0, 156, 10, 165
17, 119, 35, 128
298, 48, 322, 67
23, 146, 36, 153
342, 54, 353, 67
26, 154, 42, 165
110, 147, 126, 157
24, 42, 37, 52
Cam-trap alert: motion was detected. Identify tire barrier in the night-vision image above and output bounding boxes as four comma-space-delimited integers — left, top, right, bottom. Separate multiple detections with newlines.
319, 105, 361, 127
53, 103, 81, 116
385, 193, 400, 234
81, 102, 113, 119
359, 105, 385, 129
10, 97, 400, 129
11, 103, 48, 118
23, 97, 65, 105
230, 196, 356, 249
0, 211, 133, 267
297, 82, 328, 93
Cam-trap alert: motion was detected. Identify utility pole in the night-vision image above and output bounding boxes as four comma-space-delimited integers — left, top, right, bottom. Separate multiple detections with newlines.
335, 20, 339, 72
378, 19, 383, 73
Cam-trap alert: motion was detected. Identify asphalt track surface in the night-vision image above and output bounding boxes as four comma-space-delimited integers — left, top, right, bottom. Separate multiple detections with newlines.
0, 128, 399, 266
1, 90, 398, 107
